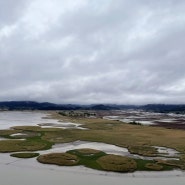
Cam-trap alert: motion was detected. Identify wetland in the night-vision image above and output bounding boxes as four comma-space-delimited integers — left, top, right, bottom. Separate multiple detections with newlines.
1, 110, 185, 184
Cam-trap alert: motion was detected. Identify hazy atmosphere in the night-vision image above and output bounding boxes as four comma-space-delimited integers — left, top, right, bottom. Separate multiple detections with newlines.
0, 0, 185, 104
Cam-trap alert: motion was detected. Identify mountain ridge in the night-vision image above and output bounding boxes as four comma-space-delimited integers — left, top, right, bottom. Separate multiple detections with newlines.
0, 101, 185, 113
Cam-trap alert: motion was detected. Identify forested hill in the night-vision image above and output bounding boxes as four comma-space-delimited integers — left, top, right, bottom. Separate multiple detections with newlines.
0, 101, 185, 113
0, 101, 134, 110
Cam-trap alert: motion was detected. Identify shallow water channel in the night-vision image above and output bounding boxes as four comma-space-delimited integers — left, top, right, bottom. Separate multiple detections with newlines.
103, 110, 185, 125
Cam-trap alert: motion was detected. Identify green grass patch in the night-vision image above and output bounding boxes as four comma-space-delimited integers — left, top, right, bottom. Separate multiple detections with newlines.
37, 148, 176, 173
128, 146, 158, 157
10, 152, 39, 158
145, 163, 163, 170
10, 132, 41, 139
74, 148, 101, 154
12, 126, 61, 132
135, 159, 174, 171
67, 148, 106, 170
0, 136, 53, 153
0, 130, 21, 139
37, 153, 79, 166
97, 154, 137, 172
157, 159, 185, 170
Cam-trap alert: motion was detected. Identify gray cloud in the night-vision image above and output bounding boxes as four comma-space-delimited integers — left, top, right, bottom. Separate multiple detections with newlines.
0, 0, 185, 104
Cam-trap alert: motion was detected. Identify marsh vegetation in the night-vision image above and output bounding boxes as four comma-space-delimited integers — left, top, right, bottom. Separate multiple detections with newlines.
10, 152, 39, 158
0, 111, 185, 173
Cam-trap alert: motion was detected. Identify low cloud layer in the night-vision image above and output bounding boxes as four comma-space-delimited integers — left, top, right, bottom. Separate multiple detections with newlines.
0, 0, 185, 104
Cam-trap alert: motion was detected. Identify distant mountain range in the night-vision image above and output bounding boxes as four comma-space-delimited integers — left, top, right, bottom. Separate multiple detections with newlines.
0, 101, 135, 111
0, 101, 185, 113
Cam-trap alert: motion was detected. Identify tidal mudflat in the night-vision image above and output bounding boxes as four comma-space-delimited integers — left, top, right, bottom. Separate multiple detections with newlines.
0, 111, 59, 129
1, 163, 185, 185
104, 110, 185, 127
1, 111, 185, 184
1, 152, 185, 185
0, 111, 84, 129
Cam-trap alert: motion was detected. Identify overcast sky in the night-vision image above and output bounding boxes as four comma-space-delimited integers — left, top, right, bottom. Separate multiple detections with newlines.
0, 0, 185, 104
